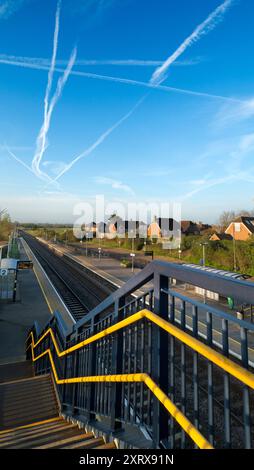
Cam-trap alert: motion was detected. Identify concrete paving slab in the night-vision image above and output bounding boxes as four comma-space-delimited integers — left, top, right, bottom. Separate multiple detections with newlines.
0, 247, 52, 364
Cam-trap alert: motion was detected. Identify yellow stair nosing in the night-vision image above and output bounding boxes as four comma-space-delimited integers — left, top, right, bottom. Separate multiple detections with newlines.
62, 437, 104, 450
0, 424, 79, 448
0, 417, 62, 435
0, 423, 74, 444
35, 432, 95, 450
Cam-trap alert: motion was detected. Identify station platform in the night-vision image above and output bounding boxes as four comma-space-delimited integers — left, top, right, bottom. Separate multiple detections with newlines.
38, 239, 143, 289
0, 243, 51, 365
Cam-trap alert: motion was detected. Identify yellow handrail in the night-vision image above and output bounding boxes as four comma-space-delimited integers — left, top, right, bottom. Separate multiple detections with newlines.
27, 309, 254, 389
26, 308, 254, 449
29, 345, 212, 449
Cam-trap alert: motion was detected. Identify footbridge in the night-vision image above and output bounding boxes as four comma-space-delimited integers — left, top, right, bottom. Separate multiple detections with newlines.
20, 259, 254, 449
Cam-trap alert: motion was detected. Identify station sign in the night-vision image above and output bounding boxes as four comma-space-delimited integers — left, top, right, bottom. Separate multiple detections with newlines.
0, 269, 8, 276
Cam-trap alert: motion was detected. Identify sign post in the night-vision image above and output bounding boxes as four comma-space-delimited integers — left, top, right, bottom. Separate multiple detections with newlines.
130, 253, 135, 273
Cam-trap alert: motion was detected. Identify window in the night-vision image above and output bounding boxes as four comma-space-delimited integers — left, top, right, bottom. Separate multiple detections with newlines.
234, 223, 241, 232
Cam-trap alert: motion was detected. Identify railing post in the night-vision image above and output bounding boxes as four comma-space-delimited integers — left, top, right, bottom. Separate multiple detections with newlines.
152, 273, 169, 448
110, 296, 125, 432
86, 319, 97, 421
62, 337, 69, 407
71, 332, 79, 416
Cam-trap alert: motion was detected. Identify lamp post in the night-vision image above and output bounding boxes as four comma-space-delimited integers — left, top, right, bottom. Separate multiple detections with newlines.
98, 235, 103, 260
232, 223, 237, 271
200, 242, 208, 267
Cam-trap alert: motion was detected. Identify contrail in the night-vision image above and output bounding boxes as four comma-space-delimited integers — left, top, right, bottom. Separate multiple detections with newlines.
5, 145, 37, 176
32, 0, 77, 181
33, 47, 77, 178
47, 95, 148, 185
151, 0, 234, 85
0, 54, 201, 67
32, 0, 61, 180
0, 56, 242, 104
5, 144, 61, 188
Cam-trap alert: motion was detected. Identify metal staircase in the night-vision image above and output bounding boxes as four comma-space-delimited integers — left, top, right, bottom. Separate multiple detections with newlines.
1, 260, 254, 449
0, 361, 116, 449
25, 260, 254, 449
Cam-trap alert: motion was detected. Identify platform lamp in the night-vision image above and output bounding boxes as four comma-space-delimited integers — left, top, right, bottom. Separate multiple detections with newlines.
200, 241, 209, 267
200, 241, 209, 304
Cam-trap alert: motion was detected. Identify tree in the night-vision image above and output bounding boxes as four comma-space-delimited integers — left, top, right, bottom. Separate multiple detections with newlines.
0, 211, 12, 241
218, 209, 254, 232
218, 211, 236, 231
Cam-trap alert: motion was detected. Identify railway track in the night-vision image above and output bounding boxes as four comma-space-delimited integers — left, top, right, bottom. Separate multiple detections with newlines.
21, 232, 116, 321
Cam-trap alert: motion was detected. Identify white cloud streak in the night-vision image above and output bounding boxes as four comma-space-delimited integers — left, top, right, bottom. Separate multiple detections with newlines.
94, 176, 135, 195
0, 54, 201, 67
0, 0, 25, 19
31, 0, 77, 181
31, 0, 61, 181
0, 56, 241, 104
5, 145, 36, 175
214, 98, 254, 128
151, 0, 234, 85
46, 95, 147, 186
180, 131, 254, 201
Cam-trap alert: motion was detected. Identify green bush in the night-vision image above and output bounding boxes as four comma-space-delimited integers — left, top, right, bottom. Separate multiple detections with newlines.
120, 258, 132, 268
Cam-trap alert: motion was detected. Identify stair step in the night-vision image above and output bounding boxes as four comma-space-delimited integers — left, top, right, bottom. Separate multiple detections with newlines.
0, 424, 79, 448
0, 417, 62, 436
0, 422, 70, 444
3, 428, 81, 449
0, 411, 59, 431
0, 361, 34, 383
0, 385, 54, 397
0, 374, 50, 387
0, 379, 52, 392
2, 402, 58, 419
35, 432, 94, 449
63, 437, 104, 449
0, 395, 56, 415
96, 442, 116, 449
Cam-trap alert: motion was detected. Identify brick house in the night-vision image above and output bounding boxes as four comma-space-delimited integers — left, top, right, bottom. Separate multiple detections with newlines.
181, 220, 200, 235
225, 217, 254, 241
107, 217, 147, 238
148, 217, 181, 239
209, 232, 233, 241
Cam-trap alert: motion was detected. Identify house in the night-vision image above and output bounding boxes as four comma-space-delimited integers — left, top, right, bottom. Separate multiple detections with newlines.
96, 222, 107, 238
84, 222, 97, 238
181, 220, 200, 236
225, 216, 254, 241
107, 217, 147, 238
148, 217, 181, 239
209, 232, 233, 241
198, 222, 212, 232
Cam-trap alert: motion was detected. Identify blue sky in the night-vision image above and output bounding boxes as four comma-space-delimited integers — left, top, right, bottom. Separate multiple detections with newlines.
0, 0, 254, 223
